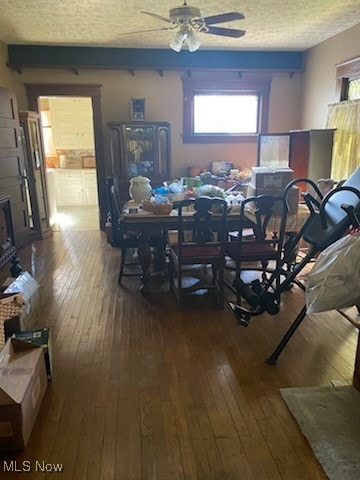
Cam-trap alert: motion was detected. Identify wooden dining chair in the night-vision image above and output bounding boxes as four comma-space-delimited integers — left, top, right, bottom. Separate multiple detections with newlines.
224, 194, 288, 305
168, 196, 228, 309
106, 177, 167, 284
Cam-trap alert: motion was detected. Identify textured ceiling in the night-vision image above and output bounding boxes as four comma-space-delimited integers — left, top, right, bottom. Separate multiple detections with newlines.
0, 0, 359, 51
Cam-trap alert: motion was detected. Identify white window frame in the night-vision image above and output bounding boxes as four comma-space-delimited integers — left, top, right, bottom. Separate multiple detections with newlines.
182, 78, 271, 144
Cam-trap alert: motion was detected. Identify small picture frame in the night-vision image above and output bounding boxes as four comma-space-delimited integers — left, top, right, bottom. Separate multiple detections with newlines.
82, 156, 96, 168
131, 98, 145, 121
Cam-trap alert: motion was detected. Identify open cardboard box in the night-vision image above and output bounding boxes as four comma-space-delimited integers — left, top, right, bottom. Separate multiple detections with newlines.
2, 272, 40, 335
0, 338, 48, 451
13, 328, 52, 380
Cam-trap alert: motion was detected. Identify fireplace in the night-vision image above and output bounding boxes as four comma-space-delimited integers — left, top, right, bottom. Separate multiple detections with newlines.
0, 193, 21, 276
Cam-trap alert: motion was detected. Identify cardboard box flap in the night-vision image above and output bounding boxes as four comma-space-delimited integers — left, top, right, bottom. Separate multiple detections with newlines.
4, 272, 39, 303
0, 388, 17, 405
0, 338, 43, 405
5, 338, 41, 355
13, 329, 52, 380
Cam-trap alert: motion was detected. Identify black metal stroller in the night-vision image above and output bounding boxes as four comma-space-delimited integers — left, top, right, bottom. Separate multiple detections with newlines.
228, 167, 360, 364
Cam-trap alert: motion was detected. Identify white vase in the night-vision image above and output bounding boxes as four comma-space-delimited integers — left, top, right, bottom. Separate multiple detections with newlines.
129, 176, 152, 203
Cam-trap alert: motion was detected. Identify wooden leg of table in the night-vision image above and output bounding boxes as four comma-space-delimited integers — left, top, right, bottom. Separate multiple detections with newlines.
353, 331, 360, 391
138, 241, 152, 294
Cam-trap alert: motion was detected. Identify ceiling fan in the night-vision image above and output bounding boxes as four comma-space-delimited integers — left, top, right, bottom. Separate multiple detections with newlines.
118, 1, 246, 52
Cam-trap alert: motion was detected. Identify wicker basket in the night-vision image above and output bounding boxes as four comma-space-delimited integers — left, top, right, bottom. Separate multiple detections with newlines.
141, 200, 173, 215
0, 293, 25, 350
141, 200, 154, 212
152, 203, 173, 215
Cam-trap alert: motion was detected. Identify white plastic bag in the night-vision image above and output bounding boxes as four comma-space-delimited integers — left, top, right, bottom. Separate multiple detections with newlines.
306, 231, 360, 314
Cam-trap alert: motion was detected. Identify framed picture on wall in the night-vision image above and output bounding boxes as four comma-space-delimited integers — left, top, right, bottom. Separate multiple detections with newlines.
131, 98, 145, 121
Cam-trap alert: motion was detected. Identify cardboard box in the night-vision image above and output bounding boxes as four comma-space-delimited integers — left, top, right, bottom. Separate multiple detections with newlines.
247, 184, 300, 214
2, 272, 40, 333
0, 338, 48, 451
251, 167, 293, 189
13, 329, 52, 380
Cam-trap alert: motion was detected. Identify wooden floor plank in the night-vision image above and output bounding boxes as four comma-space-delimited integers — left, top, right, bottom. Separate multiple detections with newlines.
1, 229, 358, 480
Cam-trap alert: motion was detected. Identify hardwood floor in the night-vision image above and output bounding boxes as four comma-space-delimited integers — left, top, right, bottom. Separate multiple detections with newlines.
0, 230, 358, 479
51, 205, 100, 231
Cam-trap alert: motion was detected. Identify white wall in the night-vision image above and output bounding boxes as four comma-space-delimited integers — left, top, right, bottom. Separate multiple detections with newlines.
9, 67, 303, 178
301, 23, 360, 129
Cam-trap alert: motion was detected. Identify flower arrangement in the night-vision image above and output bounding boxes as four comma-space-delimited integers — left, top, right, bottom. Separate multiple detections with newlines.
194, 184, 225, 198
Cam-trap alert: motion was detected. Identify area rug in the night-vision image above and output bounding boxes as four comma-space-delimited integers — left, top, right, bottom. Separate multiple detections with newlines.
280, 385, 360, 480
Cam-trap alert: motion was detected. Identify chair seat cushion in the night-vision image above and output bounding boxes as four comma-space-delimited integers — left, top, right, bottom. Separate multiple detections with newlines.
225, 241, 277, 259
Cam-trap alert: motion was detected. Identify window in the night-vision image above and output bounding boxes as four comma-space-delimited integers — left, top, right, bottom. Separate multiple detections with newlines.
193, 94, 258, 134
335, 56, 360, 101
327, 56, 360, 179
348, 78, 360, 100
39, 108, 54, 155
182, 79, 271, 143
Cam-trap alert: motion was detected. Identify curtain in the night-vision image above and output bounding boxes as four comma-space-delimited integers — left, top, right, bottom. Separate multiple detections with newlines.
326, 99, 360, 181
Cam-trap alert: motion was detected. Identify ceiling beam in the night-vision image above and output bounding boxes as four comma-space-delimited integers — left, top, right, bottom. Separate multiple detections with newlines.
7, 45, 304, 72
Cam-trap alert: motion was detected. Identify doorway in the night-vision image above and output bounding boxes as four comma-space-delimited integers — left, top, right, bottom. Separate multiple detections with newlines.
39, 96, 99, 231
25, 83, 107, 231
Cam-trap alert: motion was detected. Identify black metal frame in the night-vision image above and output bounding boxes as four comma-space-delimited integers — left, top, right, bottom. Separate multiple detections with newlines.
228, 173, 360, 364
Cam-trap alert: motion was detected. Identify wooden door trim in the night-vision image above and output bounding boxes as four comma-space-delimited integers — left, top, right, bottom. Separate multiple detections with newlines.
24, 83, 106, 229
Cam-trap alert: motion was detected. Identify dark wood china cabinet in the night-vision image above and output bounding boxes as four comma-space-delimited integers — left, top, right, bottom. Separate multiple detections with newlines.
107, 121, 171, 202
19, 111, 52, 239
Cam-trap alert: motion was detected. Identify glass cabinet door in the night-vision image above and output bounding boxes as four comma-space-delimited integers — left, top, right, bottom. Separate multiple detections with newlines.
19, 111, 52, 239
107, 121, 171, 202
257, 133, 290, 168
124, 126, 155, 177
29, 118, 49, 231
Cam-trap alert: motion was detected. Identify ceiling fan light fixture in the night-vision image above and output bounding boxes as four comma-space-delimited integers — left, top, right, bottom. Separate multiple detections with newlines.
186, 30, 201, 52
170, 27, 201, 53
169, 29, 188, 52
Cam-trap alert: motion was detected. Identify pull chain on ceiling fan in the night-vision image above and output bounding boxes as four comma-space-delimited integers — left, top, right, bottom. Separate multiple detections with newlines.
118, 1, 246, 52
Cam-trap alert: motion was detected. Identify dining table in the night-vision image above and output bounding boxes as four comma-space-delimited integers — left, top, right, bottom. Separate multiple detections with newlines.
119, 200, 311, 293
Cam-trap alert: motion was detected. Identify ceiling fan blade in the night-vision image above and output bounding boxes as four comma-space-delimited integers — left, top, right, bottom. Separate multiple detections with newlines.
202, 12, 245, 25
118, 27, 173, 37
141, 11, 172, 23
204, 26, 246, 38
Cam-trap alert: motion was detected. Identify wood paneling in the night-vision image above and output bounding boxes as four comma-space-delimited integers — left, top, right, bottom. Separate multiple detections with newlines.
0, 86, 31, 248
0, 230, 358, 479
